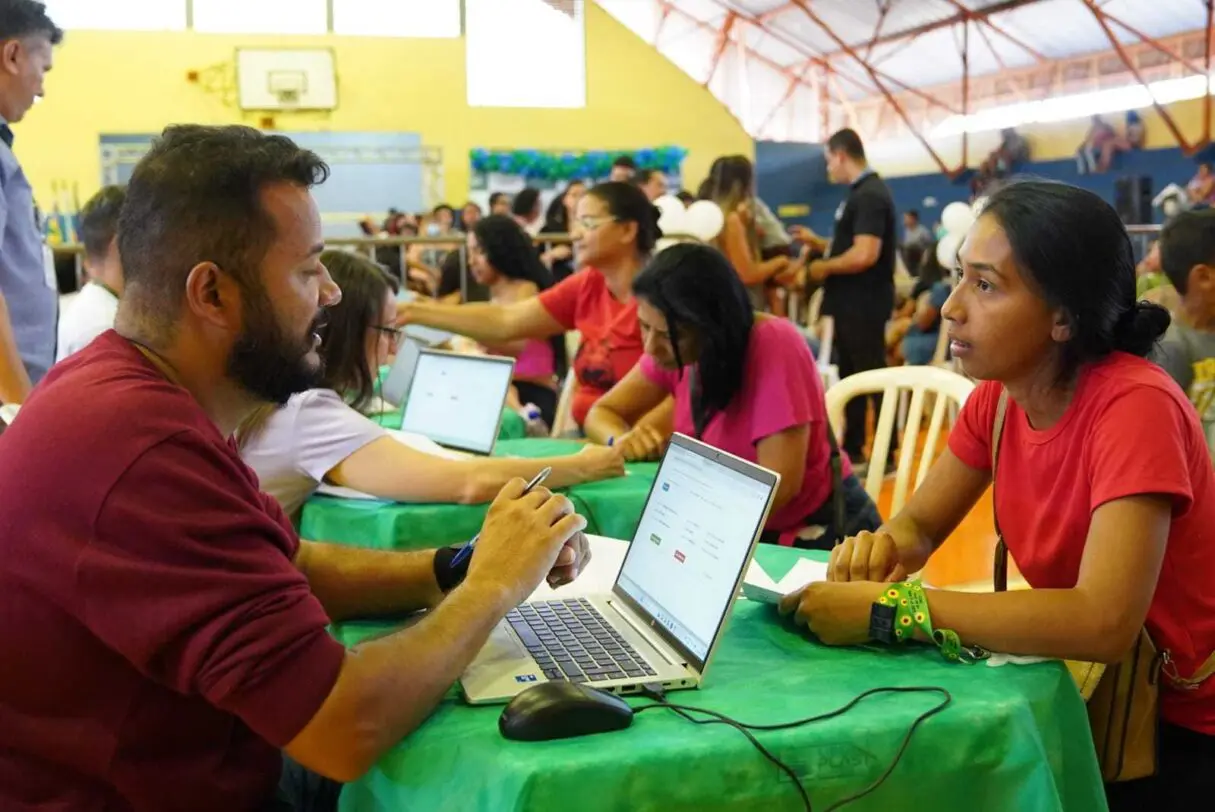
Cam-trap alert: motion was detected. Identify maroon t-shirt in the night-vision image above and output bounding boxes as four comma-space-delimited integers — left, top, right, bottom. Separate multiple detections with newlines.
0, 331, 346, 810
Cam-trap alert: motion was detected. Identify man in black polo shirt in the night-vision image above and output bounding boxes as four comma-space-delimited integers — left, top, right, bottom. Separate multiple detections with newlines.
808, 128, 897, 470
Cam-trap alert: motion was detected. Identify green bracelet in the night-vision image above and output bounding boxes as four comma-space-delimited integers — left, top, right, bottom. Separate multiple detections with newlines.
874, 580, 934, 643
875, 580, 988, 664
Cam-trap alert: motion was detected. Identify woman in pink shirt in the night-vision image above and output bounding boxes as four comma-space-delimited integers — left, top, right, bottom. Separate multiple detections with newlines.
467, 214, 562, 428
585, 243, 881, 547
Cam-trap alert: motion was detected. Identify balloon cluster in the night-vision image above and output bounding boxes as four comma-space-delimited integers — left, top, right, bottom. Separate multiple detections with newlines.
469, 147, 689, 182
652, 195, 724, 250
935, 198, 986, 268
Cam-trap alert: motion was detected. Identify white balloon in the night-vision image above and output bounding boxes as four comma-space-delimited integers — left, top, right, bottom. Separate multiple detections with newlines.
654, 237, 681, 254
684, 200, 726, 242
941, 201, 976, 236
657, 201, 688, 237
936, 232, 962, 269
653, 195, 684, 217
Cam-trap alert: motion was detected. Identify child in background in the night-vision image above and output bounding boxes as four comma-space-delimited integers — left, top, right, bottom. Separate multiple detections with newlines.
1153, 209, 1215, 459
56, 186, 125, 362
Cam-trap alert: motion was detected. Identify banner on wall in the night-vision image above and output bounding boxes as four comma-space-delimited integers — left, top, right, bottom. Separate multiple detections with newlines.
468, 146, 687, 213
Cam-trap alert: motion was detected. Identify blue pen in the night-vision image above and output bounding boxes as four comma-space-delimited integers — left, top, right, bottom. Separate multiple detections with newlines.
450, 466, 553, 567
607, 436, 615, 447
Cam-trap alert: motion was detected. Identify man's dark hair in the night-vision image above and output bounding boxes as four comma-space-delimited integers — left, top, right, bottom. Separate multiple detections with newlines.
826, 128, 866, 162
612, 155, 637, 171
636, 168, 661, 185
905, 209, 919, 222
1160, 208, 1215, 296
0, 0, 62, 44
78, 185, 125, 263
489, 191, 509, 207
432, 203, 454, 217
118, 125, 329, 336
511, 187, 541, 218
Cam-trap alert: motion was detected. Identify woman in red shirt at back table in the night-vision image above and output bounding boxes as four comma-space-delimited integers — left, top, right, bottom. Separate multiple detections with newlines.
783, 180, 1215, 809
398, 182, 672, 450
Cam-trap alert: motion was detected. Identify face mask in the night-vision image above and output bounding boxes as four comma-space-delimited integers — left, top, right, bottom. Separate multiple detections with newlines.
426, 223, 441, 237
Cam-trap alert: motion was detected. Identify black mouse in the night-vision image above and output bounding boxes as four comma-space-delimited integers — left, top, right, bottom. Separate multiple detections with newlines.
499, 681, 634, 741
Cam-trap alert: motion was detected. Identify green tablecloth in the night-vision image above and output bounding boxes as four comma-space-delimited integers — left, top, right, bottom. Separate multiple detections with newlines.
332, 545, 1106, 812
299, 439, 658, 549
371, 404, 527, 439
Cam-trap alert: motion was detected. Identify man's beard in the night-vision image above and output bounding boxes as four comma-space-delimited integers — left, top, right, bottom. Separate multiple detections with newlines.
227, 284, 326, 406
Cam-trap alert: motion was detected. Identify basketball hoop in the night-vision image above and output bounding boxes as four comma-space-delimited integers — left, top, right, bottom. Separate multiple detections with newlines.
267, 70, 307, 108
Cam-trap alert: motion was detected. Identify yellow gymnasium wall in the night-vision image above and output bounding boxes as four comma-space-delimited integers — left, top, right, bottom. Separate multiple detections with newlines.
16, 2, 752, 205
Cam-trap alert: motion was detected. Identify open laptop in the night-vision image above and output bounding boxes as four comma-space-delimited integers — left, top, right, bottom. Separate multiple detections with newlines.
399, 348, 515, 456
381, 337, 424, 408
461, 433, 781, 704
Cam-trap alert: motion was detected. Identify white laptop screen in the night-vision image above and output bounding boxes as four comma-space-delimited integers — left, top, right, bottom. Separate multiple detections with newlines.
399, 350, 514, 455
614, 437, 777, 665
381, 338, 423, 407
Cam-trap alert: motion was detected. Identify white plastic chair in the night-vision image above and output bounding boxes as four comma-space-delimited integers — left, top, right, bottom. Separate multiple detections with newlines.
550, 331, 582, 438
815, 315, 839, 390
825, 366, 976, 515
550, 372, 578, 438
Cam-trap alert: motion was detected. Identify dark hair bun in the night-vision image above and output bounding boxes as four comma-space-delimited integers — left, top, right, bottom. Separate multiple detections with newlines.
1116, 301, 1171, 357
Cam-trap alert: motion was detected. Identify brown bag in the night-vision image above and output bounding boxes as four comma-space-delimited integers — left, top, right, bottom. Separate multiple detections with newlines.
990, 389, 1162, 782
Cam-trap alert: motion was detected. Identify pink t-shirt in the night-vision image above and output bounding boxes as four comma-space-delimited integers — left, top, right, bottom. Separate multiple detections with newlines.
640, 317, 850, 532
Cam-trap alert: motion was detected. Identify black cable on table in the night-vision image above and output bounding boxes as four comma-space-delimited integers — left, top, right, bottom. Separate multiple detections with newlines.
635, 684, 953, 811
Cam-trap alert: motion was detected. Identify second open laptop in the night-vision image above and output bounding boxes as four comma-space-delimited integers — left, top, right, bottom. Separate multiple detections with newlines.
397, 348, 515, 456
460, 433, 781, 704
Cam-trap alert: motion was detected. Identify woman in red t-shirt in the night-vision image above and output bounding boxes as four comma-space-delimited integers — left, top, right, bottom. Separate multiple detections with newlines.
398, 182, 670, 444
781, 180, 1215, 808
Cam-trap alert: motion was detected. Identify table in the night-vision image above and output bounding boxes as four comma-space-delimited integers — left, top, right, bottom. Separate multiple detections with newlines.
371, 403, 528, 440
299, 439, 659, 550
332, 539, 1106, 812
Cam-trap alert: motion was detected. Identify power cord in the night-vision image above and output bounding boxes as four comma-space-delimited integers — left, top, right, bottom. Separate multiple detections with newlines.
635, 683, 952, 812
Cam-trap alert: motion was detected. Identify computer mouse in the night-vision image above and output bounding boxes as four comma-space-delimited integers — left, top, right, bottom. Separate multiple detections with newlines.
499, 681, 635, 741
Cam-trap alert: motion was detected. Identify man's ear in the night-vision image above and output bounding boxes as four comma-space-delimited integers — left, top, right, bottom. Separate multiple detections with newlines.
1050, 309, 1074, 344
0, 40, 21, 78
1190, 263, 1215, 292
183, 262, 241, 332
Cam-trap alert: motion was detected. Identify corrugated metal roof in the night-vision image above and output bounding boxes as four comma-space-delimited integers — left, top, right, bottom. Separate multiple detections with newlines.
594, 0, 1208, 139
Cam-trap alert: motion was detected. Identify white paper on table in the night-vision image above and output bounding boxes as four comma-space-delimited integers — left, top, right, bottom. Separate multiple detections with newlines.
526, 535, 626, 602
741, 561, 783, 604
985, 653, 1054, 668
776, 558, 830, 593
314, 430, 469, 500
742, 557, 830, 605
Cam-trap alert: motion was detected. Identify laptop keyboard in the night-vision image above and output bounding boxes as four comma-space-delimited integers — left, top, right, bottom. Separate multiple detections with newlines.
505, 598, 658, 684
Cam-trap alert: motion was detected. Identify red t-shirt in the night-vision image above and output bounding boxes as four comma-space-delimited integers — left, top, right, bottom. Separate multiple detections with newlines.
639, 317, 852, 532
949, 353, 1215, 733
538, 268, 642, 426
0, 331, 346, 809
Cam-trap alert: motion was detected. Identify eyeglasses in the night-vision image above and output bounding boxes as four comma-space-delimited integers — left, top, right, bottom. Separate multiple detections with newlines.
575, 215, 619, 231
372, 325, 404, 347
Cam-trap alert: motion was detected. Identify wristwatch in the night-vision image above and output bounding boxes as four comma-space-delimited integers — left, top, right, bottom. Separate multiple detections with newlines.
433, 545, 472, 593
869, 600, 898, 645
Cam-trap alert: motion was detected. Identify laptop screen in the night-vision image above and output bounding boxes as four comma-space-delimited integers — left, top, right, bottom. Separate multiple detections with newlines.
400, 350, 515, 455
614, 435, 778, 668
381, 338, 423, 407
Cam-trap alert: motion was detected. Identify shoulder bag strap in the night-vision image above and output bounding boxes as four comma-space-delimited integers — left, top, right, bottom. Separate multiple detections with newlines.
825, 413, 846, 537
992, 389, 1010, 593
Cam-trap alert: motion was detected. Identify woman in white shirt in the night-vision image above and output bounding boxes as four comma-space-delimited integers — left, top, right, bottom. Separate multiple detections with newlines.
238, 250, 625, 518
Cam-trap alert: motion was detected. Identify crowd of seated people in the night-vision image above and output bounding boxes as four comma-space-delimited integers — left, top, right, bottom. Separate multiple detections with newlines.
1076, 112, 1145, 175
